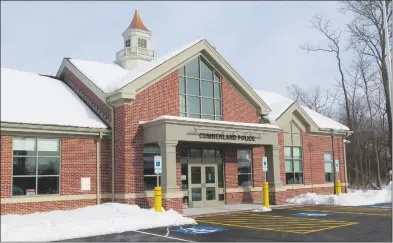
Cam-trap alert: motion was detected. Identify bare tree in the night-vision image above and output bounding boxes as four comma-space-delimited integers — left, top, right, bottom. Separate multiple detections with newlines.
300, 14, 353, 131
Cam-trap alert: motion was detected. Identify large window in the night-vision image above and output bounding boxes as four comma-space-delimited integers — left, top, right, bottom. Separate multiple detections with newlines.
324, 152, 334, 182
237, 149, 252, 187
143, 145, 160, 190
179, 57, 222, 120
12, 137, 60, 196
284, 146, 303, 184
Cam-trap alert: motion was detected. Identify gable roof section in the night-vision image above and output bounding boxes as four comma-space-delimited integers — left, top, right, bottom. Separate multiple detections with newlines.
254, 89, 350, 132
1, 67, 107, 129
114, 39, 271, 115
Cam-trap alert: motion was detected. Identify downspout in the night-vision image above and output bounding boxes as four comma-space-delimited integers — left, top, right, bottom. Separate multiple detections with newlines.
96, 132, 103, 204
110, 105, 115, 202
343, 135, 349, 193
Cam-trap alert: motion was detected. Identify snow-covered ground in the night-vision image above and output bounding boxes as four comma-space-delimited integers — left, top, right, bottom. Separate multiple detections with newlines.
1, 203, 196, 242
286, 182, 392, 206
251, 206, 272, 212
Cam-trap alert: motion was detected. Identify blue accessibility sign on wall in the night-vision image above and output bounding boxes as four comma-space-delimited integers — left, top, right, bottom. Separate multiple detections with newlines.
175, 226, 227, 235
290, 212, 331, 217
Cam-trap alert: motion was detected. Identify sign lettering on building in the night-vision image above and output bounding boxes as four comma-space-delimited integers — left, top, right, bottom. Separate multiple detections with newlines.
199, 133, 256, 141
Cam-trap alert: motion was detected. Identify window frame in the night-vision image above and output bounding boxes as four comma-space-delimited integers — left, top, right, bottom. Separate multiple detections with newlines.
11, 137, 61, 197
324, 152, 334, 183
143, 145, 161, 191
284, 146, 304, 185
179, 56, 223, 120
237, 149, 253, 187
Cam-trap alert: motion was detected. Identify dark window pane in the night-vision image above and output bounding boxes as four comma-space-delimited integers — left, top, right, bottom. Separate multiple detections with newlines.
189, 148, 201, 157
202, 98, 214, 115
200, 59, 213, 80
206, 187, 216, 200
179, 77, 186, 94
201, 81, 214, 97
326, 173, 334, 182
219, 194, 225, 201
181, 163, 188, 190
238, 161, 251, 174
214, 83, 221, 98
286, 173, 304, 184
183, 196, 189, 204
144, 160, 154, 175
180, 95, 186, 113
214, 72, 220, 82
12, 177, 36, 196
237, 150, 251, 162
187, 96, 201, 114
180, 147, 188, 158
191, 167, 201, 184
37, 139, 60, 156
186, 78, 200, 96
38, 176, 59, 194
143, 146, 160, 157
216, 150, 222, 158
180, 66, 185, 76
13, 157, 36, 175
205, 166, 215, 183
218, 164, 224, 188
38, 157, 60, 175
144, 176, 160, 190
202, 115, 214, 120
192, 188, 202, 201
238, 174, 252, 187
215, 100, 221, 115
202, 149, 215, 158
186, 59, 199, 78
13, 137, 36, 156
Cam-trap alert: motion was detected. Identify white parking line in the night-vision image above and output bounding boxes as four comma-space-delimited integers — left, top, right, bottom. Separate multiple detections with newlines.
133, 229, 194, 242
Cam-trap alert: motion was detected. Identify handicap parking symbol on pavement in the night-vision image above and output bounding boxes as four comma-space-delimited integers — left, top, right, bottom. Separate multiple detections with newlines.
291, 212, 331, 217
175, 226, 227, 235
368, 205, 392, 209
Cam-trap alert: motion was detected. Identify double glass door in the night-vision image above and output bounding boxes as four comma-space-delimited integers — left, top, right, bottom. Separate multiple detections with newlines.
189, 164, 218, 207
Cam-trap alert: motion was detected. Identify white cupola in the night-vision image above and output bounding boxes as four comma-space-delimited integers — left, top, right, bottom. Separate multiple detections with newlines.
114, 10, 156, 70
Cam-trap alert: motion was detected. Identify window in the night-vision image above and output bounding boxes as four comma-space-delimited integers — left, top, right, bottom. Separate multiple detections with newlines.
179, 57, 222, 120
143, 146, 160, 190
324, 152, 334, 182
284, 146, 303, 184
12, 137, 60, 196
237, 149, 252, 187
125, 39, 131, 47
138, 38, 147, 49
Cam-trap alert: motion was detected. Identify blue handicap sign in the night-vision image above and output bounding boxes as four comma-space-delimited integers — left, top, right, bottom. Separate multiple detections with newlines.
155, 161, 160, 167
175, 226, 226, 235
291, 212, 331, 217
369, 205, 392, 209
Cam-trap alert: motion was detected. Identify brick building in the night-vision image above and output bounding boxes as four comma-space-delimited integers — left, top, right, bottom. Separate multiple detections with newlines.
1, 11, 351, 215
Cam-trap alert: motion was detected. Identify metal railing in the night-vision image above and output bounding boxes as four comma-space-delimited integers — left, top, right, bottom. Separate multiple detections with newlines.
116, 47, 156, 59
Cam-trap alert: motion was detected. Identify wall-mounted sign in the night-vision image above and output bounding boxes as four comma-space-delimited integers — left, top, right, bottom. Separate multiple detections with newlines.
199, 133, 255, 141
335, 160, 339, 172
26, 189, 35, 196
81, 177, 91, 191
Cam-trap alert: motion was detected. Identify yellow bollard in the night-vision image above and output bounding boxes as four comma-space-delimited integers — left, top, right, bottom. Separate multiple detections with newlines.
263, 181, 270, 208
154, 186, 162, 212
335, 180, 342, 195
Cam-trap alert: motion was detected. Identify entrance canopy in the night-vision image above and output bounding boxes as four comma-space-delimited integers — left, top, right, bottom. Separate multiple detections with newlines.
139, 115, 281, 146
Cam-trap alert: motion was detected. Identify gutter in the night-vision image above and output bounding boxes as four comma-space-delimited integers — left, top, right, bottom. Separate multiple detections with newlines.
96, 132, 103, 204
110, 105, 115, 202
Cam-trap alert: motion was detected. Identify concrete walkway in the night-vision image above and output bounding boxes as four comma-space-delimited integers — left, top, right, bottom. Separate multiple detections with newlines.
182, 203, 296, 217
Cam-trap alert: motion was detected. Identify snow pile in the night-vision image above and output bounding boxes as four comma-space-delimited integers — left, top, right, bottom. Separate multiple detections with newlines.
1, 203, 196, 242
251, 206, 272, 212
286, 182, 392, 206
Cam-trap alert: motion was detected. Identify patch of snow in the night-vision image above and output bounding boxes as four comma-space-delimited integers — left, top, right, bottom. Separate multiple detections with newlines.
0, 203, 196, 242
69, 59, 128, 93
0, 67, 107, 129
254, 89, 349, 131
106, 39, 203, 92
148, 115, 280, 129
286, 182, 392, 206
251, 206, 272, 212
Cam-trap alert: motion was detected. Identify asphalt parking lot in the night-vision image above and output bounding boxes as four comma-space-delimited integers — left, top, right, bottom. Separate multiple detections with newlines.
65, 203, 392, 242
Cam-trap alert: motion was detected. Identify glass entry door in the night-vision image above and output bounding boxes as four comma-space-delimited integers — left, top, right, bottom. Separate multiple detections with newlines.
189, 164, 218, 207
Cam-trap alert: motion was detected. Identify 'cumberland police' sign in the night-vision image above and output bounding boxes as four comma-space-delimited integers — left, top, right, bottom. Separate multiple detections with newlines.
199, 133, 256, 141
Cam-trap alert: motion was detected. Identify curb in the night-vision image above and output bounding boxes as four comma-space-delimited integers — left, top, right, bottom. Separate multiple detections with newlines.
184, 204, 306, 218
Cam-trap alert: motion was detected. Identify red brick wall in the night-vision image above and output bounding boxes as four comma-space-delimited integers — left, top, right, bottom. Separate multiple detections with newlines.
278, 132, 286, 185
224, 146, 238, 188
100, 139, 112, 194
1, 136, 12, 198
114, 71, 179, 196
252, 146, 265, 187
65, 69, 111, 124
221, 78, 259, 123
226, 191, 262, 204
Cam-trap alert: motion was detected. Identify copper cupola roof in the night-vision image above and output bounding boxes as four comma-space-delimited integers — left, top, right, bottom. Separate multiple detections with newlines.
128, 10, 149, 32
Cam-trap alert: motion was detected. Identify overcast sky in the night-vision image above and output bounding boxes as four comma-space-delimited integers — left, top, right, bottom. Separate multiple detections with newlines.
1, 1, 354, 96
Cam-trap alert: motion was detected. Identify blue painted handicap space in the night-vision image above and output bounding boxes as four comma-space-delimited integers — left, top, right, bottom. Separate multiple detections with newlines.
290, 212, 332, 217
368, 205, 392, 209
175, 226, 227, 235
